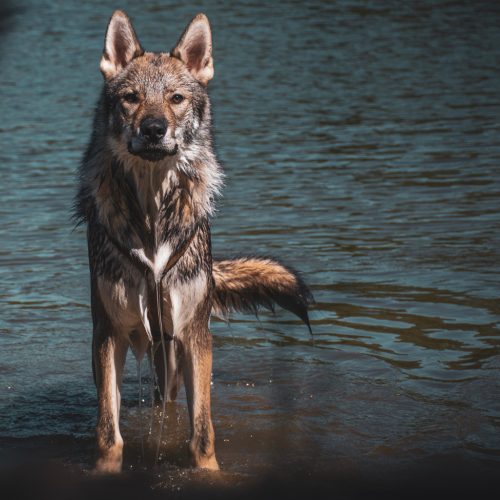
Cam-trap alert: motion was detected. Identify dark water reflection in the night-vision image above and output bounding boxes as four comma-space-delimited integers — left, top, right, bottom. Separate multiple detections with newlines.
0, 0, 499, 491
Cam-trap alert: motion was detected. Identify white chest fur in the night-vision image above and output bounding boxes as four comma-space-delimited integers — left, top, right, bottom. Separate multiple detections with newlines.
97, 268, 208, 344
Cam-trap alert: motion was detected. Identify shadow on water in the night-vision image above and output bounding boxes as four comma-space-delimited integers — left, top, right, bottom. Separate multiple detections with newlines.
0, 454, 499, 500
0, 1, 20, 38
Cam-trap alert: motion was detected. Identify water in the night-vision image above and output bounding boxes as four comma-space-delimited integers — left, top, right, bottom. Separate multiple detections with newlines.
0, 0, 499, 493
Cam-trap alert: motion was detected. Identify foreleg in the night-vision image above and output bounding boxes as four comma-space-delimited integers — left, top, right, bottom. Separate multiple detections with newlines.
93, 331, 128, 473
179, 327, 218, 470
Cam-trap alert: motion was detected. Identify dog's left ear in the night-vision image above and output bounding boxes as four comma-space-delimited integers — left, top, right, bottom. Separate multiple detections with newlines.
100, 10, 144, 80
171, 14, 214, 85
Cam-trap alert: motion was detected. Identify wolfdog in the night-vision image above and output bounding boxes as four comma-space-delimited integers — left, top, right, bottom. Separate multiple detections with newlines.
74, 10, 313, 473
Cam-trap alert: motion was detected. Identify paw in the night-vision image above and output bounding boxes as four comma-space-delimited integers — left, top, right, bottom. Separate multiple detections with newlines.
190, 453, 219, 470
94, 443, 123, 474
94, 456, 122, 474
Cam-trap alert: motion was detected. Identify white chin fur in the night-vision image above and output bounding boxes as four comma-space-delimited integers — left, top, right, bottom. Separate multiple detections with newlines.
106, 136, 224, 217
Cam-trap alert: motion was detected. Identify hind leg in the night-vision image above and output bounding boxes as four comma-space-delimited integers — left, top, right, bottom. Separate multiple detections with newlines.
154, 340, 183, 402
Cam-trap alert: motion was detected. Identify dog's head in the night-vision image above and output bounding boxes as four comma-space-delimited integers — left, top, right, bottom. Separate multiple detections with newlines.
100, 11, 214, 162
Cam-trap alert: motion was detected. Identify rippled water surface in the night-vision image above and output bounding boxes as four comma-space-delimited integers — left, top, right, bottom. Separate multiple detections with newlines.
0, 0, 499, 491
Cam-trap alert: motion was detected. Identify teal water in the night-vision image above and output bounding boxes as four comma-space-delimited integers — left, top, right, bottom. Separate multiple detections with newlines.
0, 0, 499, 489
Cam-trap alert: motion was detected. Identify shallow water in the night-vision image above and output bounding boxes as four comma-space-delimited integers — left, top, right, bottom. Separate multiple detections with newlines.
0, 0, 499, 490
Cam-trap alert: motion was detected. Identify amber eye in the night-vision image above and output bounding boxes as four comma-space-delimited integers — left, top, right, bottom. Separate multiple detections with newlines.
124, 93, 137, 103
172, 94, 184, 104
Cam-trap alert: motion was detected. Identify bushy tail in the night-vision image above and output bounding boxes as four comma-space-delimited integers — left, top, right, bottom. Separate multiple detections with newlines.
212, 256, 313, 333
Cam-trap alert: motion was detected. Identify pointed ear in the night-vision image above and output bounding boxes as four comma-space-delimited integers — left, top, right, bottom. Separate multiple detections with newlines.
100, 10, 144, 80
171, 14, 214, 85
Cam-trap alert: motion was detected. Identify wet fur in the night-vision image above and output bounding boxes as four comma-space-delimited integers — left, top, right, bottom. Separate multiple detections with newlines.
74, 10, 313, 474
212, 256, 313, 331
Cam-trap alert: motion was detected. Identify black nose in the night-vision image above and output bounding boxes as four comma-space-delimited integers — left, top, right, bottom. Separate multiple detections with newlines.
140, 118, 166, 143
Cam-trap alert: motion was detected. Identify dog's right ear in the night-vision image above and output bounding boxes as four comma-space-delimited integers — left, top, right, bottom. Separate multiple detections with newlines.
100, 10, 144, 80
